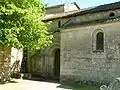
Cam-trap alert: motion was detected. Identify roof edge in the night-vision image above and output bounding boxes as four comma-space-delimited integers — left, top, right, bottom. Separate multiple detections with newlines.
43, 1, 120, 21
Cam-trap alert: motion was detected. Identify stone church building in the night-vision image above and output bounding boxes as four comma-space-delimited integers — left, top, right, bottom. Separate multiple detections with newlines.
26, 1, 120, 84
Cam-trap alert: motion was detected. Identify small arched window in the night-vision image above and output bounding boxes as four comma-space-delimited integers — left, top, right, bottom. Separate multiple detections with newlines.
96, 32, 104, 50
109, 12, 115, 17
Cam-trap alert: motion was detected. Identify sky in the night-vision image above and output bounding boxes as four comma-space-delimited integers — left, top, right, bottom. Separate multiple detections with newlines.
42, 0, 120, 9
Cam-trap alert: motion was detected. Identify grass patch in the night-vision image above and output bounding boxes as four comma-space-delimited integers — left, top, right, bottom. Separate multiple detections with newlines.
69, 83, 100, 90
58, 83, 100, 90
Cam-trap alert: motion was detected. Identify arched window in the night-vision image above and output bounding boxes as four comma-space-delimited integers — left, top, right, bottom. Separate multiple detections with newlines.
96, 32, 104, 50
109, 12, 115, 17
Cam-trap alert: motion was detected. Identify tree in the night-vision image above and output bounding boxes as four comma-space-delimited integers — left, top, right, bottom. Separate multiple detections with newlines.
0, 0, 52, 52
0, 0, 52, 82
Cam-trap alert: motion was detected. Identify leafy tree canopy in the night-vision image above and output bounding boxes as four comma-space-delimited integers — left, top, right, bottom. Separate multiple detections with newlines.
0, 0, 52, 52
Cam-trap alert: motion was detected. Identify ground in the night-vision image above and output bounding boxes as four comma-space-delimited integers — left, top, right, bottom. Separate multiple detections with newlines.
0, 79, 100, 90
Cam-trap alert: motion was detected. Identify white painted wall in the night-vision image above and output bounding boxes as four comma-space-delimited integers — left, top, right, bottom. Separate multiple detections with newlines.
11, 47, 23, 68
64, 3, 79, 12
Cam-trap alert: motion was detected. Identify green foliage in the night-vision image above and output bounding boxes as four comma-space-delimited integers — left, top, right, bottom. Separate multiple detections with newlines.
0, 0, 53, 52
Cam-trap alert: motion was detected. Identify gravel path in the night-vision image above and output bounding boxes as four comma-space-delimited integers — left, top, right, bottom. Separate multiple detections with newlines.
0, 79, 69, 90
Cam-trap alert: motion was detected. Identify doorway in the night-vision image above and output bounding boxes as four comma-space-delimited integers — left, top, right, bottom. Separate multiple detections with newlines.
21, 49, 28, 73
54, 49, 60, 80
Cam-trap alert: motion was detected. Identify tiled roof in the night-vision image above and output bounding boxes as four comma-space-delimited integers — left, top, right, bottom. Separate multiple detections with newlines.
43, 1, 120, 21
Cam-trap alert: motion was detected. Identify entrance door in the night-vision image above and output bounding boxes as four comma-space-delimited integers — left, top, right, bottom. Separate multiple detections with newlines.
21, 50, 28, 73
54, 49, 60, 80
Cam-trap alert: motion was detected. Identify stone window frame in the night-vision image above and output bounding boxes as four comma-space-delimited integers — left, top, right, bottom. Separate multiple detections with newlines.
109, 12, 115, 17
92, 29, 104, 52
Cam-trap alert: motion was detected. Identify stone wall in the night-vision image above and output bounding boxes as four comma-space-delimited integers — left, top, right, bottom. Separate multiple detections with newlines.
29, 32, 60, 77
60, 22, 120, 84
75, 9, 120, 23
0, 46, 11, 74
46, 3, 79, 15
0, 46, 23, 75
46, 6, 64, 15
30, 7, 120, 80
